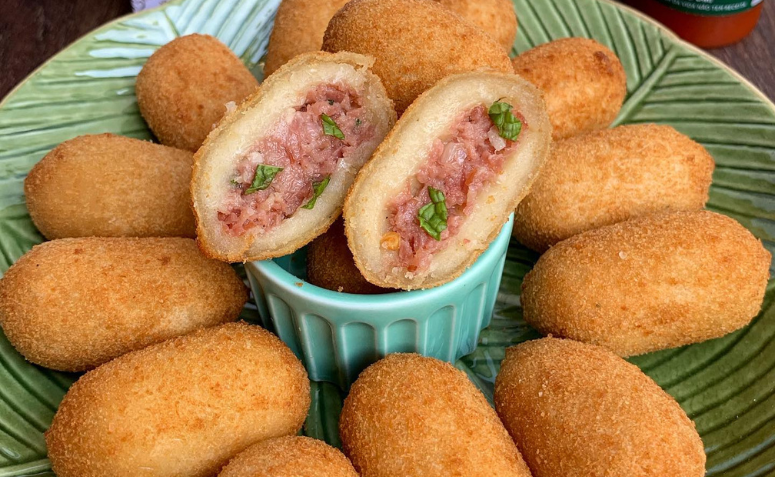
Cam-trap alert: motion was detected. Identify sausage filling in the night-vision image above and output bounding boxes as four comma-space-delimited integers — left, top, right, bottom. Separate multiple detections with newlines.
218, 83, 375, 236
387, 105, 524, 273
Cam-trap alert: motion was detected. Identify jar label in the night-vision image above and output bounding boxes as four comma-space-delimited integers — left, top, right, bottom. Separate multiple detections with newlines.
653, 0, 762, 15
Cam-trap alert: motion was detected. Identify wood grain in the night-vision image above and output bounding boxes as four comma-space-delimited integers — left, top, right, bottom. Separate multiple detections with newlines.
0, 0, 772, 101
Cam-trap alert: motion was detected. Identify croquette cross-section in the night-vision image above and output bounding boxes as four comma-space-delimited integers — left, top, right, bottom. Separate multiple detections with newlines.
192, 51, 395, 263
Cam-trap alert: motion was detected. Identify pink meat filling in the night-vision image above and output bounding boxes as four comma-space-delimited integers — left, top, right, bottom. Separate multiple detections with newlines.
388, 105, 525, 272
218, 83, 375, 236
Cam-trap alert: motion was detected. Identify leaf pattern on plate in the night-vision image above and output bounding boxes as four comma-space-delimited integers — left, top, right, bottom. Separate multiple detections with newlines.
0, 0, 773, 475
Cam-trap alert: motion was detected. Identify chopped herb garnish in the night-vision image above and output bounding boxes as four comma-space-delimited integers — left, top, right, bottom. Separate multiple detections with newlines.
355, 118, 362, 126
301, 176, 331, 210
488, 101, 523, 141
230, 178, 241, 186
327, 99, 335, 105
417, 187, 448, 241
321, 114, 345, 140
244, 164, 283, 195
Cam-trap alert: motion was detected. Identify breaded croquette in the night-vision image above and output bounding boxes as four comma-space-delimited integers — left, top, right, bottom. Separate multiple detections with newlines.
438, 0, 518, 52
136, 34, 259, 151
25, 134, 196, 239
494, 338, 706, 477
513, 124, 715, 252
218, 436, 358, 477
323, 0, 513, 114
46, 323, 310, 477
264, 0, 351, 77
0, 238, 247, 371
307, 219, 389, 294
340, 353, 532, 477
521, 211, 771, 356
512, 38, 626, 139
264, 0, 516, 78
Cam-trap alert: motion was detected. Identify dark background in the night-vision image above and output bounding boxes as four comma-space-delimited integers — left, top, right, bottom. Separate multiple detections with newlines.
0, 0, 773, 100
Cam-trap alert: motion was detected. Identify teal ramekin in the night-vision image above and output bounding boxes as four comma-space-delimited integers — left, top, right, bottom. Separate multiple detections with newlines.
245, 214, 514, 389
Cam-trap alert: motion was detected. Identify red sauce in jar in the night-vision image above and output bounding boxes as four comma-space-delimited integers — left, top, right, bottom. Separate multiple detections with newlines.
624, 0, 763, 48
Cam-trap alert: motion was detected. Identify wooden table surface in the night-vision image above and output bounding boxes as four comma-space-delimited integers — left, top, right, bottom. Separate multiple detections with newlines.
0, 0, 773, 101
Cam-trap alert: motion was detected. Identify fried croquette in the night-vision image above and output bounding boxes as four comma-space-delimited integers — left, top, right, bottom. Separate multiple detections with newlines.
218, 436, 358, 477
264, 0, 516, 78
0, 237, 247, 371
438, 0, 518, 52
46, 323, 310, 477
323, 0, 514, 114
192, 52, 395, 262
340, 353, 532, 477
512, 124, 715, 252
24, 134, 195, 239
307, 219, 389, 294
512, 37, 626, 140
263, 0, 351, 77
521, 211, 771, 356
136, 34, 259, 151
494, 338, 706, 477
344, 72, 550, 289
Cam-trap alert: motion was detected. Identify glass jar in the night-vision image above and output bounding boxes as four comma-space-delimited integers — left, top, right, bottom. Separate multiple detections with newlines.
624, 0, 764, 48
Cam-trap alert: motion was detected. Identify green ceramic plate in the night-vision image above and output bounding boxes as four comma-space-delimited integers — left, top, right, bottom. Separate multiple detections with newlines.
0, 0, 773, 475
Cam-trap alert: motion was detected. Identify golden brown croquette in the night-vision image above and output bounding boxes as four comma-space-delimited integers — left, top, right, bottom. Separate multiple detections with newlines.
494, 338, 706, 477
218, 436, 358, 477
0, 237, 247, 371
438, 0, 518, 52
263, 0, 351, 77
340, 353, 532, 477
512, 124, 715, 252
512, 37, 626, 139
323, 0, 513, 114
521, 211, 771, 356
24, 134, 196, 239
136, 34, 259, 151
307, 219, 389, 294
46, 323, 310, 477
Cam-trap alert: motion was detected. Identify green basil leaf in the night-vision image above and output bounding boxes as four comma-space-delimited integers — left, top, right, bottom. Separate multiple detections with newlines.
488, 101, 523, 141
244, 164, 283, 195
301, 176, 331, 210
321, 113, 345, 140
417, 186, 448, 241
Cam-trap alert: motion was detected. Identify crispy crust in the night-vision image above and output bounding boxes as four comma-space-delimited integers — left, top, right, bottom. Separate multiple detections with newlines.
437, 0, 518, 52
217, 436, 358, 477
340, 353, 532, 476
512, 37, 627, 140
512, 124, 715, 252
263, 0, 351, 77
24, 134, 196, 239
45, 323, 310, 477
322, 0, 514, 114
307, 219, 391, 294
0, 237, 247, 371
344, 71, 551, 290
521, 211, 771, 356
192, 51, 396, 263
494, 338, 706, 477
136, 34, 259, 151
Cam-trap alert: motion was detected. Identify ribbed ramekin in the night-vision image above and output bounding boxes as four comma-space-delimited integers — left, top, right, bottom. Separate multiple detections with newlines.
245, 214, 513, 389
